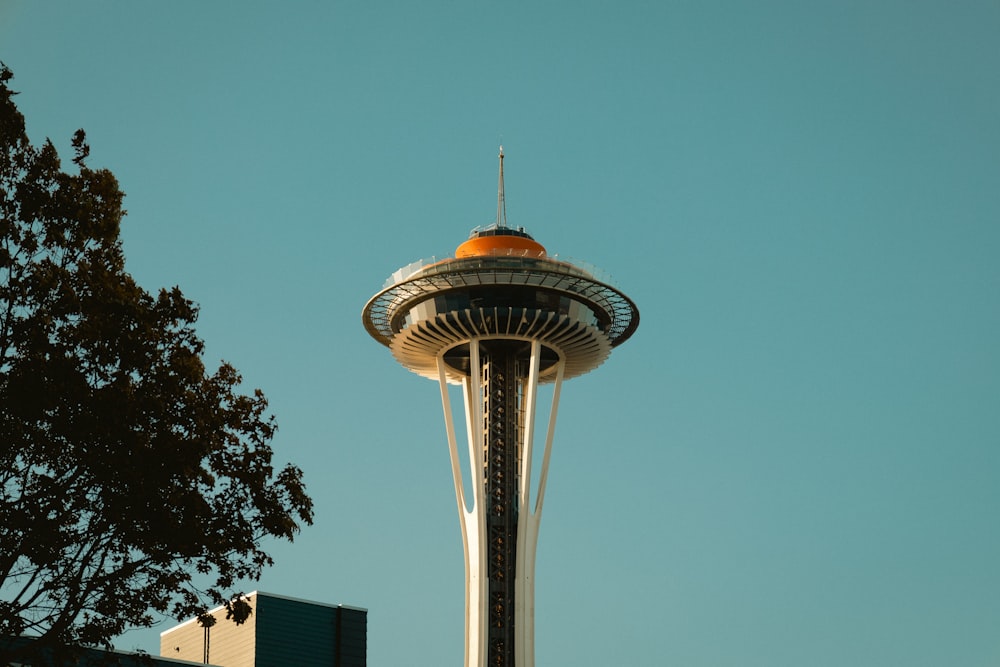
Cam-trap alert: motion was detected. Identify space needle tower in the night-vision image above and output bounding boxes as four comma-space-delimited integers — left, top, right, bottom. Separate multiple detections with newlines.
362, 148, 639, 667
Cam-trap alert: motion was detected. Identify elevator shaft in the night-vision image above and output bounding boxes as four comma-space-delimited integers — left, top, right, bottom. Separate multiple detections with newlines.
481, 344, 522, 667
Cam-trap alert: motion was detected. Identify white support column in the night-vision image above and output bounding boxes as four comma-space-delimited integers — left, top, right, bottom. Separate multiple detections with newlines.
534, 358, 566, 518
518, 339, 543, 510
515, 354, 566, 667
464, 339, 488, 667
436, 355, 474, 667
514, 339, 542, 667
437, 349, 487, 667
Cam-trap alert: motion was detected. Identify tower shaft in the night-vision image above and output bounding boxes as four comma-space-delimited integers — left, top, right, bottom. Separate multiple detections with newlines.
436, 338, 562, 667
482, 345, 521, 666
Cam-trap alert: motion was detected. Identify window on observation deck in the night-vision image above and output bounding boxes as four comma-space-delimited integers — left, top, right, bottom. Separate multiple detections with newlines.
398, 287, 606, 333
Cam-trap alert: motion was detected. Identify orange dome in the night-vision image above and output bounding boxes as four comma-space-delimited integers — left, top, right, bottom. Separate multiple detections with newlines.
455, 230, 547, 258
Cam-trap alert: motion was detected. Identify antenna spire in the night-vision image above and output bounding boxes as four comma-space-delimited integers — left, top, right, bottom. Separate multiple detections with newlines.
496, 145, 507, 228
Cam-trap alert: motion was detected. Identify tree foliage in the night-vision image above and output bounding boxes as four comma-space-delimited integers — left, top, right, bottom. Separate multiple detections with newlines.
0, 65, 313, 664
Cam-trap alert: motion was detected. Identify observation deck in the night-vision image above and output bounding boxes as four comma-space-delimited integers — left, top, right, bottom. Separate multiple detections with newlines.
361, 225, 639, 384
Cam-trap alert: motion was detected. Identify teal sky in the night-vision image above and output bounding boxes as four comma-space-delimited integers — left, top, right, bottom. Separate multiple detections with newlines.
3, 2, 999, 665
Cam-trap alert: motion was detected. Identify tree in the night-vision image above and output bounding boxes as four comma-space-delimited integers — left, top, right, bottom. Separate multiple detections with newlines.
0, 65, 314, 665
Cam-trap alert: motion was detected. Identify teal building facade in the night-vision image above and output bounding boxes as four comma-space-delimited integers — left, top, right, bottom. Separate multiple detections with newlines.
160, 592, 366, 667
